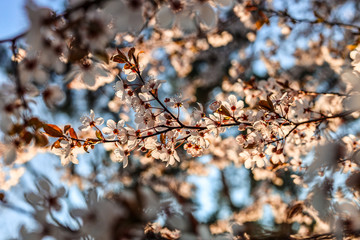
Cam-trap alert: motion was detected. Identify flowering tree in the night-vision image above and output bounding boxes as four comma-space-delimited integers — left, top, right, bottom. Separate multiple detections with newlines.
1, 0, 360, 239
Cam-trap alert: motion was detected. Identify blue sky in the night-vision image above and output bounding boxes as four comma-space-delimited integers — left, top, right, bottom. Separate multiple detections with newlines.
0, 0, 65, 39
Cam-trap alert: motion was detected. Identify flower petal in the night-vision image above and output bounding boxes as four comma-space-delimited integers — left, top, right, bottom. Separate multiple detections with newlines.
156, 6, 174, 29
197, 3, 217, 29
107, 119, 116, 129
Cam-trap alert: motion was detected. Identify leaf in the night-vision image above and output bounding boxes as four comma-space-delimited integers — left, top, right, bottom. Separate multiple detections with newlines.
51, 139, 62, 149
124, 63, 132, 69
160, 133, 166, 144
146, 150, 153, 158
266, 95, 275, 111
111, 54, 127, 63
314, 11, 324, 23
346, 172, 360, 191
96, 130, 104, 141
245, 4, 258, 12
258, 100, 272, 112
258, 96, 275, 112
111, 48, 128, 63
69, 128, 78, 140
255, 20, 265, 30
28, 117, 43, 129
128, 47, 135, 60
68, 46, 88, 62
43, 124, 64, 138
64, 125, 71, 134
8, 124, 23, 136
287, 202, 303, 219
216, 105, 232, 119
34, 133, 49, 147
94, 50, 109, 64
22, 131, 33, 144
347, 44, 358, 51
137, 51, 144, 63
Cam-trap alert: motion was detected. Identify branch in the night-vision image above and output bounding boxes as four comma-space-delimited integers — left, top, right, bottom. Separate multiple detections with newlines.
259, 7, 360, 31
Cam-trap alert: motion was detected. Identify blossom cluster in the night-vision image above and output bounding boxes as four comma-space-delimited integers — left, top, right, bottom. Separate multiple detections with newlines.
1, 0, 360, 239
46, 47, 359, 177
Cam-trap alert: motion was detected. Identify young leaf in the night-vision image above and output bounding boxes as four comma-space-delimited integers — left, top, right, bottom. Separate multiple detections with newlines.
111, 54, 127, 63
28, 117, 43, 129
64, 125, 71, 134
258, 96, 275, 112
43, 124, 64, 138
266, 95, 275, 111
111, 48, 128, 63
35, 133, 49, 147
160, 133, 166, 144
69, 128, 78, 140
51, 139, 62, 149
128, 47, 135, 60
96, 130, 104, 141
217, 105, 232, 118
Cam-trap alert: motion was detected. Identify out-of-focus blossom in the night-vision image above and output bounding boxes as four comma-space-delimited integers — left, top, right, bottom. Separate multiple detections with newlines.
350, 46, 360, 73
79, 109, 104, 131
42, 85, 65, 109
52, 140, 79, 165
66, 59, 111, 89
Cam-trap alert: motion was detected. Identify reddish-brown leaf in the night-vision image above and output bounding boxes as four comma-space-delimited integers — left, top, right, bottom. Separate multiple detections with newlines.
96, 130, 104, 141
43, 124, 64, 138
64, 125, 71, 134
8, 124, 23, 136
124, 63, 132, 69
111, 48, 128, 63
28, 117, 43, 129
69, 128, 78, 140
128, 47, 135, 60
217, 105, 232, 118
287, 202, 303, 219
35, 133, 49, 147
160, 133, 166, 144
51, 139, 62, 149
22, 131, 33, 144
258, 97, 275, 112
111, 54, 127, 63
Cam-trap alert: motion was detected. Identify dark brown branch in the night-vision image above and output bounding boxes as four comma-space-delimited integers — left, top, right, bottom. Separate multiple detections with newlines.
259, 7, 360, 31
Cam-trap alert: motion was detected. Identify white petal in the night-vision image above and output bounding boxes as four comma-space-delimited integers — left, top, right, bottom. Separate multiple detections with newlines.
84, 74, 96, 86
38, 179, 51, 192
95, 117, 104, 125
27, 193, 42, 204
228, 94, 237, 104
4, 148, 16, 165
123, 157, 128, 168
102, 127, 113, 135
244, 159, 252, 169
90, 109, 95, 119
175, 12, 197, 34
256, 158, 265, 168
198, 3, 217, 29
215, 0, 233, 7
80, 116, 90, 125
117, 120, 125, 128
156, 6, 174, 29
127, 74, 137, 82
107, 119, 116, 129
57, 186, 66, 197
78, 125, 91, 131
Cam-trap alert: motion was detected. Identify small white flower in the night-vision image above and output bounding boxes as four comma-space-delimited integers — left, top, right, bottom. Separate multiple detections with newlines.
102, 119, 126, 140
114, 142, 129, 168
79, 109, 104, 131
222, 94, 244, 117
52, 140, 79, 166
